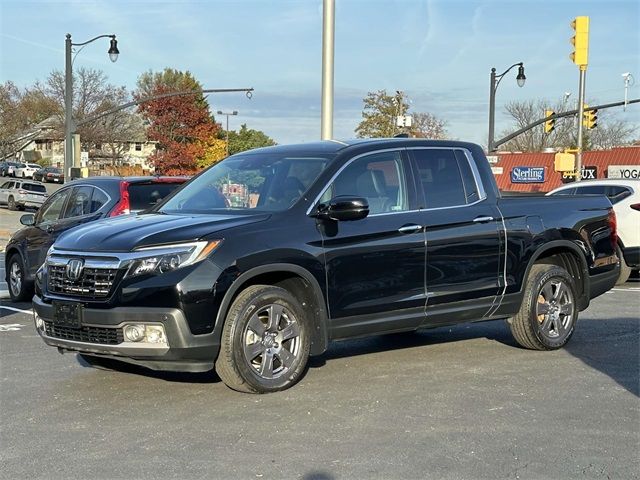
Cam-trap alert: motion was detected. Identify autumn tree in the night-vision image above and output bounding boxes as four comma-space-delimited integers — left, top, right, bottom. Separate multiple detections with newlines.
0, 81, 59, 158
499, 98, 636, 152
355, 90, 409, 138
225, 124, 276, 155
355, 90, 448, 139
43, 68, 135, 152
135, 69, 220, 174
411, 112, 448, 139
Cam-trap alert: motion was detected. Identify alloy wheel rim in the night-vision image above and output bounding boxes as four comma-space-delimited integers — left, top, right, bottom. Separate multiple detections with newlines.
9, 262, 22, 296
243, 303, 301, 380
536, 279, 574, 339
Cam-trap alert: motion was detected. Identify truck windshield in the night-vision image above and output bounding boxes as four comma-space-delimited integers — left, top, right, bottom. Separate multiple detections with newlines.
159, 153, 334, 214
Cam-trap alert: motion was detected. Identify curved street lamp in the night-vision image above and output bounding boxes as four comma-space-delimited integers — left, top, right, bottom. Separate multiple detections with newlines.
64, 33, 119, 181
487, 62, 526, 152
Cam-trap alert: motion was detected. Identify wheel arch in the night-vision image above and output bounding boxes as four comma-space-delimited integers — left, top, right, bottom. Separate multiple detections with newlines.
525, 240, 590, 310
4, 246, 25, 283
214, 263, 329, 356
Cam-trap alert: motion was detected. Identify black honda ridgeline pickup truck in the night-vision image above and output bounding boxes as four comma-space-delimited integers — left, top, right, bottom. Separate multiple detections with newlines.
33, 139, 619, 393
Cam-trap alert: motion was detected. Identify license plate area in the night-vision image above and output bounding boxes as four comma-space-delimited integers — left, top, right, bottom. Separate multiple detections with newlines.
52, 301, 83, 329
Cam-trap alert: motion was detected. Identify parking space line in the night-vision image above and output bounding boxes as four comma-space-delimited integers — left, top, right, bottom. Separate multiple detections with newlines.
0, 305, 33, 315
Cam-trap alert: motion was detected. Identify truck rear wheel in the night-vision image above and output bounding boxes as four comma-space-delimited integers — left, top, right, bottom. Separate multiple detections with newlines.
509, 264, 578, 350
215, 285, 310, 393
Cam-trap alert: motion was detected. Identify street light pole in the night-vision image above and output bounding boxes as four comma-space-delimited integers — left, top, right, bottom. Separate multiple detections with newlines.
64, 33, 119, 182
217, 110, 238, 156
487, 62, 526, 152
320, 0, 335, 140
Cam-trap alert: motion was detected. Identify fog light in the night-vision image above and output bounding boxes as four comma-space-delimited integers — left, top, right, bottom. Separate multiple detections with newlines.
34, 315, 45, 330
124, 324, 145, 342
145, 325, 167, 344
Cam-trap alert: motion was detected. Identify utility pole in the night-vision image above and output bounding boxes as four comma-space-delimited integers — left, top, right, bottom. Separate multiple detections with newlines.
320, 0, 335, 140
576, 68, 586, 181
570, 16, 590, 182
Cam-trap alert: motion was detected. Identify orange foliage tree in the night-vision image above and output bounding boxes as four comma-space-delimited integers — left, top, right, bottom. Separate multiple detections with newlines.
135, 70, 220, 175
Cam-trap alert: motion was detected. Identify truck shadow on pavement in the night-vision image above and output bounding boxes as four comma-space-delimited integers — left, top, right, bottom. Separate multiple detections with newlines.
74, 316, 638, 396
564, 316, 639, 397
76, 355, 220, 384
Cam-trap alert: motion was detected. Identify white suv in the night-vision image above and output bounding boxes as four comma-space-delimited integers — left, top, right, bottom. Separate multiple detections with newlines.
548, 179, 639, 284
14, 163, 42, 178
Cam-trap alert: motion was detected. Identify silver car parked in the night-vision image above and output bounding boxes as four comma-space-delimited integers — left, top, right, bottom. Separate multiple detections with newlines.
0, 179, 48, 210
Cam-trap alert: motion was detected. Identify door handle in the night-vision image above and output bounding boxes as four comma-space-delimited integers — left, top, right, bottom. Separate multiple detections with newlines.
398, 224, 422, 234
473, 216, 494, 223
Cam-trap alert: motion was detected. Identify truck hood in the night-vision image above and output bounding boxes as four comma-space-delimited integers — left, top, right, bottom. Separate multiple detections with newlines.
54, 212, 271, 252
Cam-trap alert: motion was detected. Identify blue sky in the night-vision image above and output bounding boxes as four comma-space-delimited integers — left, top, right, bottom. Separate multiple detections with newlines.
1, 0, 638, 147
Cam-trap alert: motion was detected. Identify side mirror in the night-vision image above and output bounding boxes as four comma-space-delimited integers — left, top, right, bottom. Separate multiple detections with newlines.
314, 196, 369, 221
20, 213, 35, 226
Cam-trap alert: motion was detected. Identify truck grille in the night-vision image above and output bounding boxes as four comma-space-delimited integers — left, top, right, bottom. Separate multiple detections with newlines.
48, 265, 119, 298
43, 321, 123, 345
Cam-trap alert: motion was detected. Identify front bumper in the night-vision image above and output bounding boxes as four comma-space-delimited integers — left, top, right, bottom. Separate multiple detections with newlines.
33, 295, 219, 372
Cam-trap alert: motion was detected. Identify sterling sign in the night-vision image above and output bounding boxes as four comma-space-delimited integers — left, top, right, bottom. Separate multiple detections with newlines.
511, 166, 546, 183
608, 165, 640, 179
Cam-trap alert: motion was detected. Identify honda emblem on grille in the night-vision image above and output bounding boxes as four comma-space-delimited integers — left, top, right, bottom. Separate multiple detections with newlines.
65, 259, 85, 281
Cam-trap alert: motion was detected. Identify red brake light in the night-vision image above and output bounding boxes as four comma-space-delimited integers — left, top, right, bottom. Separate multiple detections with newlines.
109, 181, 131, 216
631, 203, 640, 211
607, 209, 617, 250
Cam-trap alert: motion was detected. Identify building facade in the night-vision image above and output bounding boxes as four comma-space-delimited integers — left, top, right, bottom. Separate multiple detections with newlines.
493, 146, 640, 193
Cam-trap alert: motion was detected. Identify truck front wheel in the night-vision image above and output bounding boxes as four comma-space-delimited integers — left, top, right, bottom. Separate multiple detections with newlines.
509, 264, 578, 350
216, 285, 311, 393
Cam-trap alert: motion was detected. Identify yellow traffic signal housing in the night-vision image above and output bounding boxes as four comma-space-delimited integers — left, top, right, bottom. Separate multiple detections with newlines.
544, 110, 555, 134
583, 106, 598, 129
554, 152, 575, 172
570, 16, 589, 66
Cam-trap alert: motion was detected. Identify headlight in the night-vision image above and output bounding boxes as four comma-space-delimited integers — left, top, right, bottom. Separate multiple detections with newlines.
125, 240, 222, 278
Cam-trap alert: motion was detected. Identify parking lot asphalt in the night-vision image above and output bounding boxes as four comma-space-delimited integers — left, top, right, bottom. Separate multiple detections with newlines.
1, 281, 638, 480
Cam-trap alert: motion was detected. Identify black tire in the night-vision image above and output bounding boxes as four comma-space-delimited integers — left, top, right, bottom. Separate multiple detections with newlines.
216, 285, 311, 393
7, 254, 32, 302
7, 196, 16, 211
509, 264, 578, 350
616, 245, 631, 285
21, 172, 25, 178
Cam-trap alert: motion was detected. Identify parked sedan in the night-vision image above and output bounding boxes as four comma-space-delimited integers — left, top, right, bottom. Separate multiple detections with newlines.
33, 167, 64, 183
0, 179, 48, 210
4, 175, 187, 301
14, 163, 42, 178
548, 178, 640, 284
0, 161, 19, 177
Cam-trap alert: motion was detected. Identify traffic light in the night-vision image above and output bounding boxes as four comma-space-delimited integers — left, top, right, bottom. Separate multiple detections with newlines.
583, 105, 598, 129
570, 16, 589, 66
544, 109, 555, 134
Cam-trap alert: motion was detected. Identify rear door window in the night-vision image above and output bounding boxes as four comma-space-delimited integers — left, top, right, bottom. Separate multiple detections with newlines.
63, 186, 93, 218
127, 182, 183, 211
606, 186, 632, 204
410, 149, 468, 209
90, 188, 109, 213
